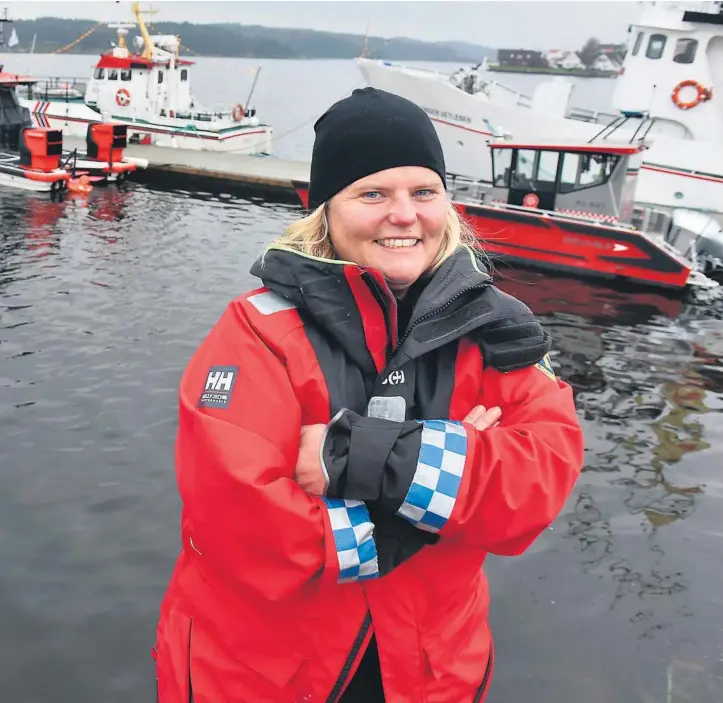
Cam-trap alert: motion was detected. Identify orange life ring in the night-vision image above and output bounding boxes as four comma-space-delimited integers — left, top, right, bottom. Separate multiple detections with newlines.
671, 80, 712, 110
232, 104, 245, 121
116, 88, 131, 107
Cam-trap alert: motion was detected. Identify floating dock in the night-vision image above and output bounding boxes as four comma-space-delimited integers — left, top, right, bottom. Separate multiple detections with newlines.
64, 137, 310, 204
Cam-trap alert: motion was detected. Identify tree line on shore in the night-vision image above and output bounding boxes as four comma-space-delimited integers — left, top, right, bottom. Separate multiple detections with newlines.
1, 18, 495, 62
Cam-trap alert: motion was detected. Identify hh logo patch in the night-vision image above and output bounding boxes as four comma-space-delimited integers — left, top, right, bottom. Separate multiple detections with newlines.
534, 354, 556, 381
199, 366, 238, 408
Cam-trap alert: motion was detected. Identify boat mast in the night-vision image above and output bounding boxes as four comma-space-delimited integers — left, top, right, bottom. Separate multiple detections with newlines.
131, 1, 156, 60
0, 7, 11, 47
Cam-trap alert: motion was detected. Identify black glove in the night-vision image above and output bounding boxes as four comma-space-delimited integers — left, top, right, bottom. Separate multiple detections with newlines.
367, 502, 440, 577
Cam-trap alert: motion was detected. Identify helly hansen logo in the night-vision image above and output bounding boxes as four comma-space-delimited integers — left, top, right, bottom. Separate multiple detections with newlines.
199, 366, 238, 408
382, 370, 405, 386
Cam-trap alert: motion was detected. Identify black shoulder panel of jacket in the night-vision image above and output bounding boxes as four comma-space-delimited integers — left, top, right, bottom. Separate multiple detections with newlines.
473, 287, 551, 372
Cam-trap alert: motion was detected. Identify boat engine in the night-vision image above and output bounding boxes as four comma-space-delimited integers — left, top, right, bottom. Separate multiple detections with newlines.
693, 229, 723, 283
665, 210, 723, 283
86, 123, 128, 163
19, 128, 63, 171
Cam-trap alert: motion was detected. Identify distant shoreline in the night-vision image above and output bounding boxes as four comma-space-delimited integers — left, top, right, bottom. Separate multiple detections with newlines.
0, 51, 467, 64
0, 17, 496, 63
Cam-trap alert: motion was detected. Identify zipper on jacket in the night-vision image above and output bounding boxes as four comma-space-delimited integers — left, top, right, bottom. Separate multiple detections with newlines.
472, 643, 494, 703
361, 271, 398, 359
377, 282, 489, 380
395, 282, 488, 352
326, 612, 373, 703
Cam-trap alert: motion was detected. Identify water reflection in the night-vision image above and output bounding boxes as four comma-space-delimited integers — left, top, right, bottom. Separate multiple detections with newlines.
488, 269, 723, 701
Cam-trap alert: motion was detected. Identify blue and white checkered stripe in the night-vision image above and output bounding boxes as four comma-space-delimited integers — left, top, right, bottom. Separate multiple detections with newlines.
397, 420, 467, 533
322, 498, 379, 583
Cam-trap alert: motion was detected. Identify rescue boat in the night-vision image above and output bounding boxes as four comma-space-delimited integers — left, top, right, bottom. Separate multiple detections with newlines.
1, 66, 143, 188
293, 131, 722, 292
16, 2, 274, 155
0, 69, 69, 192
452, 135, 722, 291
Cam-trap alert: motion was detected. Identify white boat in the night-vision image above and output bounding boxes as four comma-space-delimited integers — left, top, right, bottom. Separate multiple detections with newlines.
17, 2, 274, 155
357, 1, 723, 215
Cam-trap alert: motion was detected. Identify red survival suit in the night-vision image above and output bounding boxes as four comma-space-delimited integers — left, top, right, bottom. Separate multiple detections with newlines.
153, 245, 585, 702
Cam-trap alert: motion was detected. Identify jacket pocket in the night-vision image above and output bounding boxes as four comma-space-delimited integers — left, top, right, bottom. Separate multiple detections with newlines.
157, 609, 307, 701
188, 616, 307, 700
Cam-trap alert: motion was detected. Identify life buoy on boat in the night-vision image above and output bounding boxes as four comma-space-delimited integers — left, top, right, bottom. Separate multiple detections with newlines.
115, 88, 131, 107
232, 104, 245, 121
671, 80, 712, 110
523, 192, 539, 208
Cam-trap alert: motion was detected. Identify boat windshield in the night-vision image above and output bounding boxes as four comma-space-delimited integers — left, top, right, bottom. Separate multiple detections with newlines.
491, 148, 512, 186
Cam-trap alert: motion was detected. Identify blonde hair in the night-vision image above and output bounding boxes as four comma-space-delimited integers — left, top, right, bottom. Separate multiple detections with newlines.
268, 198, 480, 272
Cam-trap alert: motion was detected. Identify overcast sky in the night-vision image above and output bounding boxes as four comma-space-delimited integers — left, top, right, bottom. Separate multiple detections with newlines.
6, 1, 648, 50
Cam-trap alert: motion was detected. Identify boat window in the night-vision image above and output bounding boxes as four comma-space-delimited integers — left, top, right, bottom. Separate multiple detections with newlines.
158, 71, 164, 84
511, 149, 536, 190
673, 38, 698, 64
632, 31, 644, 56
535, 151, 559, 193
491, 148, 512, 187
646, 33, 667, 60
560, 151, 619, 193
181, 69, 188, 81
93, 68, 105, 79
560, 153, 581, 192
107, 69, 118, 81
120, 69, 132, 81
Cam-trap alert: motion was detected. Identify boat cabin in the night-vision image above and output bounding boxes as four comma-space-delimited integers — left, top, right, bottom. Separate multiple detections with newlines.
487, 139, 647, 223
0, 69, 36, 150
83, 34, 196, 120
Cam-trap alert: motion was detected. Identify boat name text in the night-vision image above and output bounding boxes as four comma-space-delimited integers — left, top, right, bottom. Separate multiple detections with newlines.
422, 107, 472, 125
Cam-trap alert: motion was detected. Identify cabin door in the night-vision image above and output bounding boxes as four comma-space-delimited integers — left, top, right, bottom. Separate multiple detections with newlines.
508, 149, 560, 211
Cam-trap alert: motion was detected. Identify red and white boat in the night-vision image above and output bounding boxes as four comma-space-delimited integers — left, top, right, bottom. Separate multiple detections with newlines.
16, 2, 273, 155
294, 133, 722, 293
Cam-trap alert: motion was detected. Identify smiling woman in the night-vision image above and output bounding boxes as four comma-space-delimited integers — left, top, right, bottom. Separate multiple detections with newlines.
276, 165, 477, 298
153, 87, 585, 703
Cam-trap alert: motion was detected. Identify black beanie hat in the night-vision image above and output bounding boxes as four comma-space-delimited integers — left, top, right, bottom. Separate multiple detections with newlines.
307, 87, 446, 210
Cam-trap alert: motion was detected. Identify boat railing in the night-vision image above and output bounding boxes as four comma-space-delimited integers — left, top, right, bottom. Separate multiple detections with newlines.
25, 76, 87, 101
567, 105, 620, 124
377, 59, 535, 108
481, 80, 533, 108
158, 107, 257, 122
472, 198, 642, 230
448, 173, 493, 203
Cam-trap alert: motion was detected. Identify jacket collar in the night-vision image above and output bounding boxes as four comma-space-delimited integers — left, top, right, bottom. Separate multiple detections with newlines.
250, 244, 490, 315
249, 245, 493, 368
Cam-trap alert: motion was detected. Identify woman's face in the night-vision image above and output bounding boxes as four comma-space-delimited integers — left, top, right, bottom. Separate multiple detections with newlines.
327, 166, 448, 297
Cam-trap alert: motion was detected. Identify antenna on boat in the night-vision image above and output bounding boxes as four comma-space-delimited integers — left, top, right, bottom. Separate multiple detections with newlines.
360, 23, 370, 58
243, 67, 262, 118
107, 22, 136, 51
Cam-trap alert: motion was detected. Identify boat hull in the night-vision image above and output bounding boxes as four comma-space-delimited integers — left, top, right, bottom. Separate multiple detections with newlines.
0, 160, 68, 192
19, 99, 274, 155
458, 203, 692, 290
